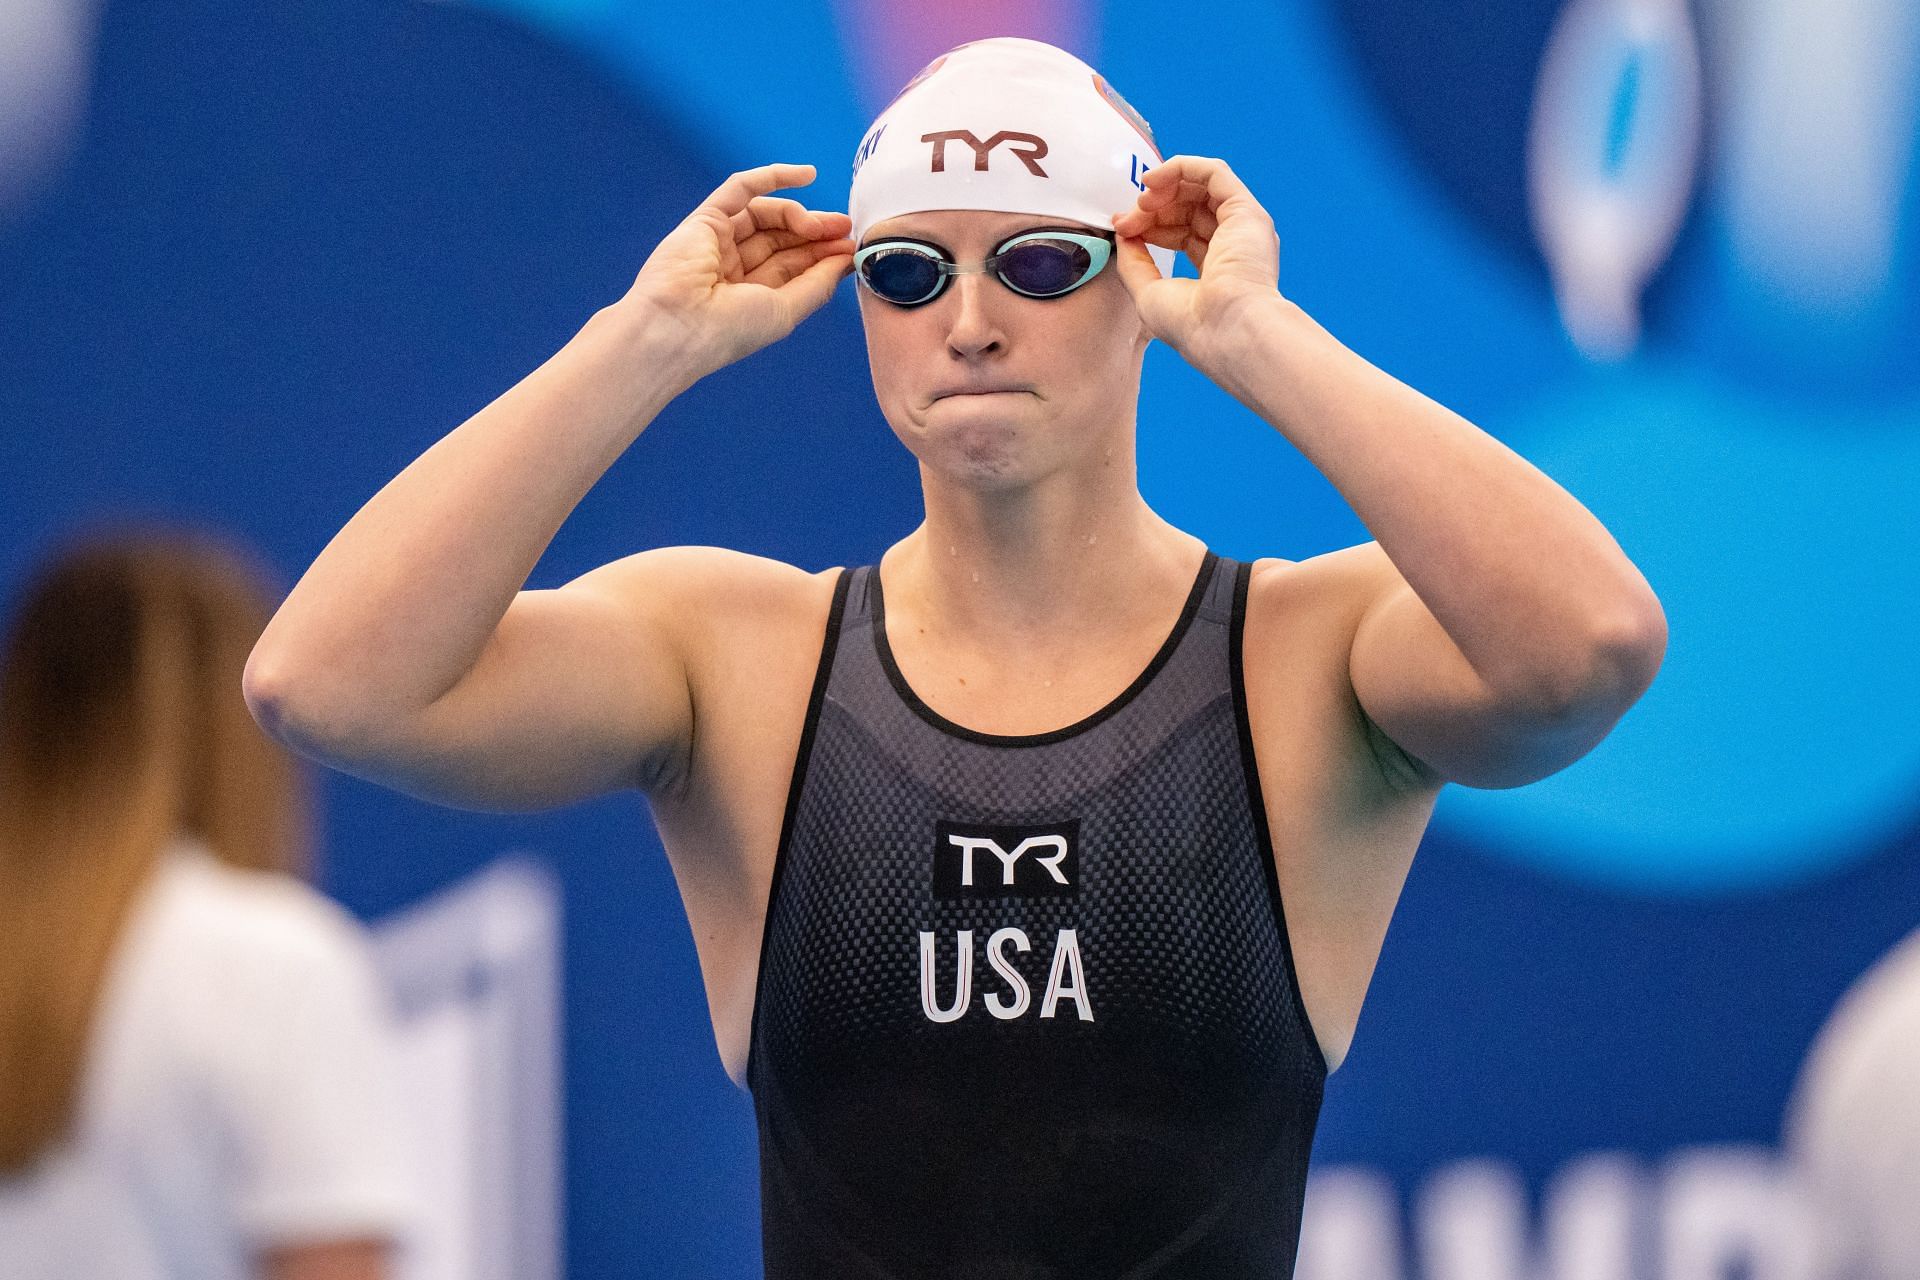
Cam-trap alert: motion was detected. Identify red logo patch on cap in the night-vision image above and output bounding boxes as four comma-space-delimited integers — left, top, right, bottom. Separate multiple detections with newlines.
880, 54, 950, 114
1091, 73, 1160, 158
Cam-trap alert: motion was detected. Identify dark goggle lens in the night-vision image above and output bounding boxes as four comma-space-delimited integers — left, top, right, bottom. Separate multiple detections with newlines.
856, 232, 1108, 305
862, 248, 944, 303
997, 240, 1092, 297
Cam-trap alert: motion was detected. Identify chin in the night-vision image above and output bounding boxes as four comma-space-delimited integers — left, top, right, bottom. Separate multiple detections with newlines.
957, 442, 1022, 483
910, 424, 1025, 489
888, 398, 1057, 489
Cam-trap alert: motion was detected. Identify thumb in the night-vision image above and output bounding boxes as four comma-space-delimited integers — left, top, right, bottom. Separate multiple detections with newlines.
1111, 232, 1163, 302
776, 250, 854, 328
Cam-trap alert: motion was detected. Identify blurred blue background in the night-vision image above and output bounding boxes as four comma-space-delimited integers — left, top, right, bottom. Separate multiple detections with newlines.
3, 0, 1916, 1274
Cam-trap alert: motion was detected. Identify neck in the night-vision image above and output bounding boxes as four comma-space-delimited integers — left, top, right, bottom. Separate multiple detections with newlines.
888, 440, 1200, 639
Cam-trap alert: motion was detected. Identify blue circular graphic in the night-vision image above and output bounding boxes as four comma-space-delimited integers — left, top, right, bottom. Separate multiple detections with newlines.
454, 0, 1920, 895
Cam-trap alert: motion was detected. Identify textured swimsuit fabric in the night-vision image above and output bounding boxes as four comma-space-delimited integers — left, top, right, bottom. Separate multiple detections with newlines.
749, 554, 1326, 1279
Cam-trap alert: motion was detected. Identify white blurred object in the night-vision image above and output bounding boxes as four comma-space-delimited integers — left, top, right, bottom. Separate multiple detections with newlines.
1294, 1168, 1404, 1280
1660, 1147, 1816, 1280
1529, 0, 1703, 360
0, 0, 102, 217
1416, 1156, 1641, 1280
1300, 1148, 1820, 1280
1708, 0, 1920, 315
1787, 927, 1920, 1280
373, 858, 564, 1280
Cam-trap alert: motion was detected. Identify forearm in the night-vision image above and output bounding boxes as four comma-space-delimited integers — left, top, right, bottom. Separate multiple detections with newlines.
1202, 294, 1663, 706
247, 298, 705, 733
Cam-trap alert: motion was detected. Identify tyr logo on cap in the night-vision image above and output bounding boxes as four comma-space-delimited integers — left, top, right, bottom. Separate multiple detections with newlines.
920, 130, 1050, 177
934, 819, 1079, 900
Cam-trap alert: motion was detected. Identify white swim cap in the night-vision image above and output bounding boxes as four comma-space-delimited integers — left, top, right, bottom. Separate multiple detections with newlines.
849, 38, 1176, 276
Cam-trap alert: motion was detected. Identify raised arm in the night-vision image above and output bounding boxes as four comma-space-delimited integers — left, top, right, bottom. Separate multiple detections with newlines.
1114, 156, 1666, 790
244, 165, 853, 811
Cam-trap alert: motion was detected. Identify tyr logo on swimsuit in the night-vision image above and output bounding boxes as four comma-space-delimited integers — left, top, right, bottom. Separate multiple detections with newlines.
933, 820, 1079, 900
923, 822, 1092, 1024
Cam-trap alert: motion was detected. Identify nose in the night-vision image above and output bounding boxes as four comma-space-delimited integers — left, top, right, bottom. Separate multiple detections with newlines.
943, 272, 1005, 360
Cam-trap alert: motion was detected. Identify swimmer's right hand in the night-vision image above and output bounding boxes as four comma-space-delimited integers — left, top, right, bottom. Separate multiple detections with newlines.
622, 163, 855, 379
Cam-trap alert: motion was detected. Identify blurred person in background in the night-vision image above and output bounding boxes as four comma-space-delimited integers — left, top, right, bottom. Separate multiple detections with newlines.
1789, 926, 1920, 1280
0, 530, 415, 1280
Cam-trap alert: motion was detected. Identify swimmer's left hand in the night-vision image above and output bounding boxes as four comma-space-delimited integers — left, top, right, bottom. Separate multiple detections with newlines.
1111, 155, 1280, 366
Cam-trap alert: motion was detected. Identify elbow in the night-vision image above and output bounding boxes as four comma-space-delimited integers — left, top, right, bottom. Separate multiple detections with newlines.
243, 644, 325, 757
1599, 589, 1669, 703
1515, 594, 1669, 724
243, 642, 366, 763
243, 642, 298, 743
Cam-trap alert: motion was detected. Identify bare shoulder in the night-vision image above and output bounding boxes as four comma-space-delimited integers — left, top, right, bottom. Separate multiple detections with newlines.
1241, 543, 1434, 795
570, 546, 842, 798
1240, 544, 1389, 704
1244, 542, 1398, 627
566, 544, 834, 617
564, 544, 840, 663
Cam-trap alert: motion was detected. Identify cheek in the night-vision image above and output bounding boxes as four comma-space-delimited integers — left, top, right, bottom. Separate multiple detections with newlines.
861, 326, 948, 448
1051, 295, 1144, 383
859, 298, 920, 398
860, 307, 902, 393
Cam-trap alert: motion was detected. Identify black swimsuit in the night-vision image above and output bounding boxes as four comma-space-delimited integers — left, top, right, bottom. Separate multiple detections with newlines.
749, 553, 1326, 1279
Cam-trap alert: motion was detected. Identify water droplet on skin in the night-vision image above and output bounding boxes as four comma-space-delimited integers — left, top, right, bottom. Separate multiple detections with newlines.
948, 544, 957, 557
971, 571, 979, 583
1086, 534, 1097, 545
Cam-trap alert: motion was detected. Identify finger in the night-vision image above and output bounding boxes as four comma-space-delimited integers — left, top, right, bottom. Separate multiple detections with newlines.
1141, 156, 1267, 224
734, 203, 852, 269
1131, 179, 1213, 213
774, 249, 855, 327
1116, 201, 1219, 250
1139, 224, 1198, 250
1145, 199, 1216, 232
1133, 223, 1211, 272
746, 237, 856, 287
737, 226, 826, 275
729, 200, 791, 244
733, 213, 856, 272
731, 196, 846, 242
1111, 232, 1164, 300
725, 220, 817, 272
1142, 155, 1241, 189
1114, 184, 1212, 237
700, 162, 820, 219
730, 194, 853, 271
1143, 225, 1209, 275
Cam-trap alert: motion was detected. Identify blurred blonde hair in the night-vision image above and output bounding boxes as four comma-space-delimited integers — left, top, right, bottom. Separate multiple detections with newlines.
0, 528, 311, 1174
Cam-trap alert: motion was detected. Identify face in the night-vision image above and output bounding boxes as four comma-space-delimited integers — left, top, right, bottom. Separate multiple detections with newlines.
855, 209, 1150, 492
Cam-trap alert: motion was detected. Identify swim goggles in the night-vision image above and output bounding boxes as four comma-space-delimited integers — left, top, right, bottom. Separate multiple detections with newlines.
852, 229, 1115, 307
